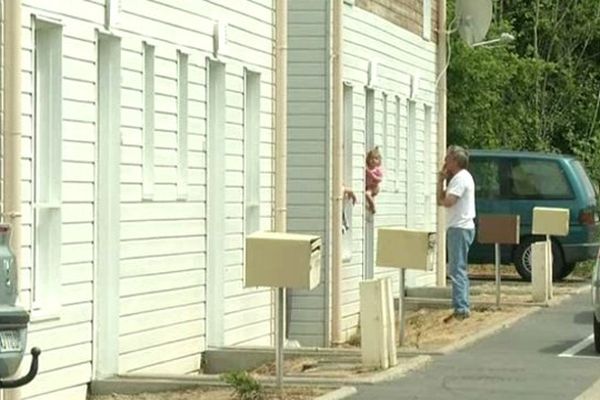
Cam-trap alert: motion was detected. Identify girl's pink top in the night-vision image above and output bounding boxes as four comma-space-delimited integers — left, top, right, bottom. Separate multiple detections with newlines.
365, 166, 383, 189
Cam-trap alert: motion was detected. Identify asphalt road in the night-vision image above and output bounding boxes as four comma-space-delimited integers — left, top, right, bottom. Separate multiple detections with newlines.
350, 290, 600, 400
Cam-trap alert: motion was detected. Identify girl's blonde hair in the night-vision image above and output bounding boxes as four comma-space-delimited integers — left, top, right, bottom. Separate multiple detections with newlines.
366, 146, 381, 163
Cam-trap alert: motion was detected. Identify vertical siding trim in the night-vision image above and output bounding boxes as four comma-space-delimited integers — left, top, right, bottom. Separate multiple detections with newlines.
323, 1, 332, 345
423, 0, 432, 41
142, 42, 155, 200
406, 100, 416, 228
244, 68, 261, 235
394, 95, 401, 192
177, 50, 189, 200
382, 92, 388, 165
342, 83, 354, 262
423, 104, 432, 228
206, 59, 226, 347
95, 32, 121, 378
364, 87, 375, 279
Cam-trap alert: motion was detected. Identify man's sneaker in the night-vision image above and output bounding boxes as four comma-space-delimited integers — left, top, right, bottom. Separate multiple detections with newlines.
443, 311, 471, 323
454, 311, 470, 320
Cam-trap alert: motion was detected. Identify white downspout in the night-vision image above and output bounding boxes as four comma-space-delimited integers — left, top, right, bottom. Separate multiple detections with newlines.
4, 0, 23, 296
275, 0, 287, 234
331, 0, 343, 345
274, 0, 288, 346
436, 0, 447, 287
4, 1, 24, 400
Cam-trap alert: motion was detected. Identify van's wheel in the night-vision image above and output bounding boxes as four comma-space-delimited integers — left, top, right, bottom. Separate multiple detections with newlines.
595, 314, 600, 353
559, 263, 577, 280
513, 236, 565, 281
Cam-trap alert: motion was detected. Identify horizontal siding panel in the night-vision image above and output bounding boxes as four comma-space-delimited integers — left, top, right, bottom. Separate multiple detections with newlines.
120, 303, 204, 335
120, 203, 204, 220
120, 287, 204, 316
121, 270, 205, 296
120, 254, 204, 277
21, 364, 91, 399
120, 320, 204, 353
28, 323, 92, 351
127, 355, 201, 375
119, 337, 202, 372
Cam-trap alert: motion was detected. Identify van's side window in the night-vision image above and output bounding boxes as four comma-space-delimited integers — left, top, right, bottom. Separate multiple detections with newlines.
509, 160, 573, 199
470, 158, 501, 199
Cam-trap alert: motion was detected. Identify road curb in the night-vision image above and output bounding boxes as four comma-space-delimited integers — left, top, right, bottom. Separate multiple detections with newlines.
314, 386, 357, 400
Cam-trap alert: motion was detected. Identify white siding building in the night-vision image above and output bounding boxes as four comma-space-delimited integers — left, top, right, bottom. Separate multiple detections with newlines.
0, 0, 445, 398
4, 1, 278, 398
287, 0, 442, 346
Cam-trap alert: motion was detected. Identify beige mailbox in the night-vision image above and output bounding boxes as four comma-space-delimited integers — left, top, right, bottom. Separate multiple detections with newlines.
376, 228, 435, 270
245, 232, 321, 290
532, 207, 569, 236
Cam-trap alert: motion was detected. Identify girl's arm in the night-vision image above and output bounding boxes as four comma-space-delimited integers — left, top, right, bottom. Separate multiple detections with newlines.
367, 168, 383, 183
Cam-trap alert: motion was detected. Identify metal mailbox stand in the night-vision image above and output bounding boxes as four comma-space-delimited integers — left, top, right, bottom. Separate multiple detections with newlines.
477, 215, 520, 309
276, 288, 285, 391
397, 269, 406, 346
376, 228, 435, 347
494, 243, 501, 308
244, 232, 322, 392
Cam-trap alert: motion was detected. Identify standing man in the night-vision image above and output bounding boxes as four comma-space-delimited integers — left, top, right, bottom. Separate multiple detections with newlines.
437, 146, 476, 320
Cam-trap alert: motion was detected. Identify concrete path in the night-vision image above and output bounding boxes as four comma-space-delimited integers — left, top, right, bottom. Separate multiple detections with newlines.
350, 291, 600, 400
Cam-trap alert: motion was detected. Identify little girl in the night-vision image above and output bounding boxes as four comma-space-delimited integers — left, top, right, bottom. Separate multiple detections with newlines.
365, 147, 383, 214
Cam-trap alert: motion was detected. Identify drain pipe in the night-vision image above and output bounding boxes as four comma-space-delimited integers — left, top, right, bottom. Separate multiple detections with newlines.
436, 0, 447, 287
4, 1, 24, 400
275, 0, 287, 234
331, 0, 344, 345
4, 0, 23, 296
274, 0, 288, 362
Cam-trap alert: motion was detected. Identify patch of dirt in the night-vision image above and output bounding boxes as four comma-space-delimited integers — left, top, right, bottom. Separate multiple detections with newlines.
402, 271, 587, 351
90, 387, 325, 400
402, 305, 525, 350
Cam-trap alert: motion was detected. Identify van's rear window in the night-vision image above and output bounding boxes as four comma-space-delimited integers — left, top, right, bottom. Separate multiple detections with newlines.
509, 159, 573, 199
571, 160, 597, 198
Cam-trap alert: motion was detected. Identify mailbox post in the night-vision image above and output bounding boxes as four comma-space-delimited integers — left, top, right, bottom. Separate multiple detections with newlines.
477, 215, 520, 308
376, 228, 435, 345
531, 207, 569, 302
245, 232, 321, 390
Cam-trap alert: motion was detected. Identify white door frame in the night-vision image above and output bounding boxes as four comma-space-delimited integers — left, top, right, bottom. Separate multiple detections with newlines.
364, 87, 375, 279
206, 59, 226, 347
94, 32, 121, 378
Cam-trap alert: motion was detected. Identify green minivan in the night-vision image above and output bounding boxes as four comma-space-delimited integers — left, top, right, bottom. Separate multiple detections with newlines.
468, 149, 600, 280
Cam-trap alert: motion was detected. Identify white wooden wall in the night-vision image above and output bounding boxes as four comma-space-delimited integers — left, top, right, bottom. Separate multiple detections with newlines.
287, 1, 440, 346
13, 0, 276, 398
341, 4, 439, 340
287, 0, 330, 346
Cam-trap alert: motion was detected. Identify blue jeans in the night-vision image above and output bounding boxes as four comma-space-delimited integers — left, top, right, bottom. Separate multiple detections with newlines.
447, 227, 475, 314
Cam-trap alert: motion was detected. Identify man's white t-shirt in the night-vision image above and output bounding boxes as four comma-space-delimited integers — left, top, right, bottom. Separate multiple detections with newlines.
446, 169, 476, 229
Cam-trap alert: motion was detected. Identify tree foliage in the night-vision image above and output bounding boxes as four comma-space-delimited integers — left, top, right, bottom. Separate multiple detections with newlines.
447, 0, 600, 179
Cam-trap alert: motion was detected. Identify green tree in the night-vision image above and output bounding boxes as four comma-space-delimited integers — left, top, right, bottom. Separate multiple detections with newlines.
448, 0, 600, 179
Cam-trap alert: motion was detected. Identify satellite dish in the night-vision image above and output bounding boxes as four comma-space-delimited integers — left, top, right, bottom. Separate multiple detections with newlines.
456, 0, 493, 46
